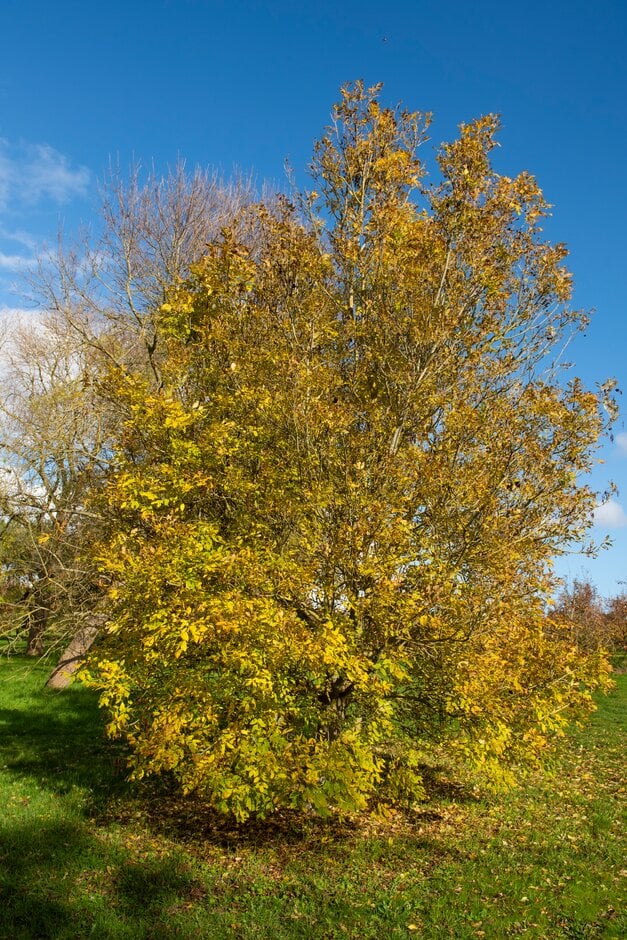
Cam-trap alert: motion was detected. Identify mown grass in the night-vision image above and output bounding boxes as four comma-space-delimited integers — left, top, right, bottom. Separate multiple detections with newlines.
0, 654, 624, 939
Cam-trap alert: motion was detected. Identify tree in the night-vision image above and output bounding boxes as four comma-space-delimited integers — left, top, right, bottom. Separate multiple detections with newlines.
85, 83, 613, 820
0, 315, 107, 656
605, 591, 627, 653
34, 160, 253, 387
550, 578, 627, 654
550, 577, 609, 651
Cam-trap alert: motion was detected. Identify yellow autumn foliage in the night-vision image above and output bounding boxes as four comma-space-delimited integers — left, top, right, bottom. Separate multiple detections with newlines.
87, 83, 613, 820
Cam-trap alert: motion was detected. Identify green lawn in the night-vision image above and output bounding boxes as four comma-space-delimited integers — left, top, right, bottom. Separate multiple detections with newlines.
0, 655, 624, 939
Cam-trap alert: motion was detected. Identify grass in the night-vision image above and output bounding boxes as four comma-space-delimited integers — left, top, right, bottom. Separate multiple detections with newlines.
0, 655, 624, 938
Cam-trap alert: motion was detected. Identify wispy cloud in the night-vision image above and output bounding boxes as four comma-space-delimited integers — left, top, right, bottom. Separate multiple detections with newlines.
616, 432, 627, 455
0, 251, 32, 271
0, 138, 90, 209
0, 226, 37, 250
592, 498, 627, 529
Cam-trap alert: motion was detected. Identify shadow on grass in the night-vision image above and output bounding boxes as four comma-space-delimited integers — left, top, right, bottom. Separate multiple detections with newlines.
139, 779, 469, 865
0, 818, 206, 940
0, 660, 206, 936
0, 681, 129, 810
0, 653, 207, 935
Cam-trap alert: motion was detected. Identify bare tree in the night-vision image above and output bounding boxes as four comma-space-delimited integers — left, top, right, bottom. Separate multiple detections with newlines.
0, 314, 108, 657
33, 161, 255, 384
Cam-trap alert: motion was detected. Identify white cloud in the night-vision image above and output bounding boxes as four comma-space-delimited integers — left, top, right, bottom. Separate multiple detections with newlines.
0, 138, 90, 209
22, 143, 90, 204
0, 226, 37, 250
0, 251, 32, 271
592, 498, 627, 529
616, 432, 627, 455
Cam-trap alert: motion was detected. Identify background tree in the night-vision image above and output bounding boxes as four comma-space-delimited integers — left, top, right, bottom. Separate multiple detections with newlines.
550, 577, 608, 651
0, 315, 107, 656
87, 83, 614, 821
34, 161, 253, 385
605, 590, 627, 653
551, 578, 627, 653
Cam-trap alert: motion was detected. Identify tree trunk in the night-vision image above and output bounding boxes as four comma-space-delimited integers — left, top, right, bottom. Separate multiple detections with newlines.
46, 624, 100, 689
25, 604, 47, 656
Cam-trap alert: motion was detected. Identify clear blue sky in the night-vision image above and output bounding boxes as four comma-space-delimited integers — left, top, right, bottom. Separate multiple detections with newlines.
1, 0, 625, 595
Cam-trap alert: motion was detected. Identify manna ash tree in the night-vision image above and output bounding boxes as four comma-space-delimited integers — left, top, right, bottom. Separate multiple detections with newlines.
89, 83, 613, 820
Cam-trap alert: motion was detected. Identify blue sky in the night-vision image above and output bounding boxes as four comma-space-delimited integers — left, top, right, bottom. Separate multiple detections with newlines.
1, 0, 625, 595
